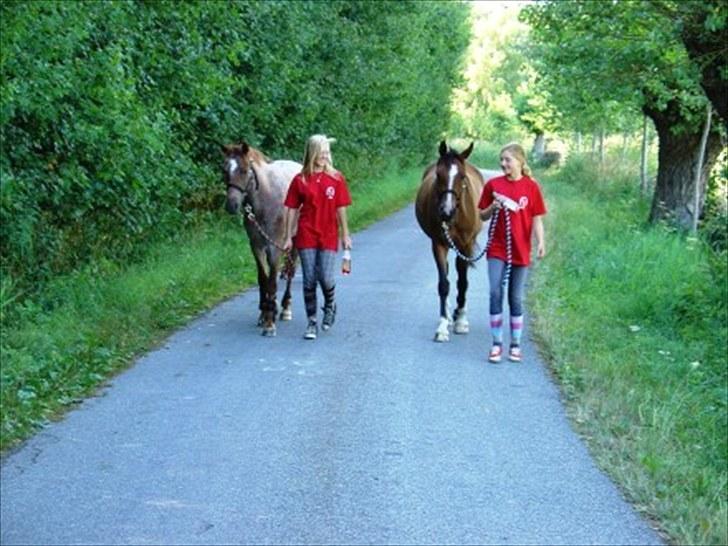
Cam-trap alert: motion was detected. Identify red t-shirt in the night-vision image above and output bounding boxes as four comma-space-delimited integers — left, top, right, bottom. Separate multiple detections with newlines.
284, 170, 352, 251
478, 175, 546, 266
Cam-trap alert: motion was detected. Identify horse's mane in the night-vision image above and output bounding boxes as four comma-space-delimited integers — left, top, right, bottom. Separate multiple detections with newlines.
247, 147, 270, 165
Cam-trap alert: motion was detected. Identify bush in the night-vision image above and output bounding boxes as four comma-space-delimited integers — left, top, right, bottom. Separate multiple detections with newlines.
1, 0, 470, 293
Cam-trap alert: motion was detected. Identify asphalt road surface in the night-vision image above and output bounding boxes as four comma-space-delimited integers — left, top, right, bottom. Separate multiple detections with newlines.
1, 204, 663, 545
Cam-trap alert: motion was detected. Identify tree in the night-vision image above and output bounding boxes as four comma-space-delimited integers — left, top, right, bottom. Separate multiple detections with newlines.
522, 0, 726, 229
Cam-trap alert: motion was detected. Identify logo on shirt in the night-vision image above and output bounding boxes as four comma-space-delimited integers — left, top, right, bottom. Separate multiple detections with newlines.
325, 186, 336, 200
518, 196, 529, 210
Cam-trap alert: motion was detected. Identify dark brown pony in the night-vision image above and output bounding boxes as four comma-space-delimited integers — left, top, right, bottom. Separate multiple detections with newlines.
222, 141, 302, 336
415, 140, 485, 342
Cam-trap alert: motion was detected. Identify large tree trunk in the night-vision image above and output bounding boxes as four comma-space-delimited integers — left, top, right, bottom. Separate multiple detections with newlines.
646, 101, 722, 228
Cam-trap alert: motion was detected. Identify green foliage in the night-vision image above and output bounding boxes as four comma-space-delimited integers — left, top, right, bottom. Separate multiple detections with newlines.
0, 0, 469, 292
520, 0, 726, 134
450, 2, 533, 141
531, 154, 727, 545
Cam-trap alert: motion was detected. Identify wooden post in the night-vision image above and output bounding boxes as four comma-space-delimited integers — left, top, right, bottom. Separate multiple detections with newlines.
640, 115, 649, 196
692, 104, 712, 233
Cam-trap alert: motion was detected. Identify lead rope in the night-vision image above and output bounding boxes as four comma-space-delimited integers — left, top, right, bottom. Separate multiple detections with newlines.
243, 204, 295, 280
484, 206, 512, 287
441, 222, 488, 263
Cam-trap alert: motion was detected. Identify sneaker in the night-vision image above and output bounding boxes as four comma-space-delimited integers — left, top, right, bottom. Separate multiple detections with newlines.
508, 345, 522, 362
488, 344, 503, 363
303, 319, 318, 340
321, 304, 336, 331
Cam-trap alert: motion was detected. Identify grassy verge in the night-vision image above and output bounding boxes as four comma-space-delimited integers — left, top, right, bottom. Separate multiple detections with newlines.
0, 165, 424, 452
529, 155, 727, 545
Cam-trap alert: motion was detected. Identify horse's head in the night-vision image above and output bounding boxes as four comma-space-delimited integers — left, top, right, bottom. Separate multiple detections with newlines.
221, 141, 257, 214
435, 140, 474, 223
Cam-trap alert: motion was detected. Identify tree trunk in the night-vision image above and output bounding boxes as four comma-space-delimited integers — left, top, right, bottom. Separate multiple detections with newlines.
646, 101, 722, 228
532, 133, 545, 161
598, 128, 605, 165
575, 131, 582, 153
640, 115, 649, 196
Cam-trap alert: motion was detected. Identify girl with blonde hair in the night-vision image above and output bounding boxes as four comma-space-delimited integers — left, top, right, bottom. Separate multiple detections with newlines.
478, 142, 546, 363
282, 135, 353, 340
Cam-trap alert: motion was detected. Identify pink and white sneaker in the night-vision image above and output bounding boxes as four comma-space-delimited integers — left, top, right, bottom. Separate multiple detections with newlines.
488, 344, 503, 363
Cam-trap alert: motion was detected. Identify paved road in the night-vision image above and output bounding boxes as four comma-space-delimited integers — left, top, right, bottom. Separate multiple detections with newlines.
1, 205, 662, 545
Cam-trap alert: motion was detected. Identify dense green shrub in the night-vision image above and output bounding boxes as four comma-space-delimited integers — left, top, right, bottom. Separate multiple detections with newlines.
1, 0, 469, 291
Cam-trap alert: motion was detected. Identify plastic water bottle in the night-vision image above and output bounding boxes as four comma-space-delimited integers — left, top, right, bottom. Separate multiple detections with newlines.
341, 249, 352, 275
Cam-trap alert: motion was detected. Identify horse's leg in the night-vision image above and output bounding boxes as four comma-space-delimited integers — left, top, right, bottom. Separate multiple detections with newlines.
453, 256, 470, 334
280, 249, 296, 321
433, 241, 450, 342
254, 252, 267, 327
260, 250, 278, 337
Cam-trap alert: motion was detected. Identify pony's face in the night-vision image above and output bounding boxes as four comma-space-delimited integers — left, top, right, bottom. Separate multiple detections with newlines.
435, 141, 474, 223
222, 143, 253, 214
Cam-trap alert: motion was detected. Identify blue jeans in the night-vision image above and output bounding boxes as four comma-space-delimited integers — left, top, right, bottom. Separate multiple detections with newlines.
488, 258, 528, 316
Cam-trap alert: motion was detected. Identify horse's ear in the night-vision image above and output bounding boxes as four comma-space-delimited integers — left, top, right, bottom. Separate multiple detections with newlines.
240, 141, 249, 155
461, 142, 474, 160
439, 140, 447, 157
221, 144, 231, 155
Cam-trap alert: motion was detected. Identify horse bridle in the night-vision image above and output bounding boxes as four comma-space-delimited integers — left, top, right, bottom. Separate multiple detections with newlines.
226, 160, 260, 202
437, 178, 469, 219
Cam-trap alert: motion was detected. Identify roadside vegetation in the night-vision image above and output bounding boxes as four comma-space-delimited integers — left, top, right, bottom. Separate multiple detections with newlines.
530, 154, 727, 546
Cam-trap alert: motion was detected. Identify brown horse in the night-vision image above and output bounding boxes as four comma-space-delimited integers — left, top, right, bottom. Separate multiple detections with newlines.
415, 140, 486, 342
222, 141, 302, 336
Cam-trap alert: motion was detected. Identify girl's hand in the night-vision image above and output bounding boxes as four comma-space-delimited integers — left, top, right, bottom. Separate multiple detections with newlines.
282, 237, 293, 252
342, 235, 352, 250
537, 240, 546, 259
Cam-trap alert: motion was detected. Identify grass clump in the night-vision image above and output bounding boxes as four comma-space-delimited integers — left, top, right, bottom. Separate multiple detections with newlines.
530, 154, 727, 545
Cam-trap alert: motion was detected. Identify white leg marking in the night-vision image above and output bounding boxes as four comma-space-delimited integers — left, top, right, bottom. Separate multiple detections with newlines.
435, 317, 450, 342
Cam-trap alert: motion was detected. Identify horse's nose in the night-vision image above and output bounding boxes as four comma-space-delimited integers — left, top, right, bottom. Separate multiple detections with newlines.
225, 200, 239, 214
439, 204, 454, 222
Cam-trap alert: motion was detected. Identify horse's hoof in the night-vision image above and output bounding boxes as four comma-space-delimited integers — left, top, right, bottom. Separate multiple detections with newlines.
280, 309, 292, 321
454, 321, 469, 334
434, 332, 450, 342
261, 326, 277, 337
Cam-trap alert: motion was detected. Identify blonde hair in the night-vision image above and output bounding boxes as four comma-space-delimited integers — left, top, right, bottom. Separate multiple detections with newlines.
500, 142, 532, 176
302, 134, 337, 179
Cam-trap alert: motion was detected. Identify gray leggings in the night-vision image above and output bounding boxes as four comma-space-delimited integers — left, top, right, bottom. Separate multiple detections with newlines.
488, 258, 528, 316
299, 248, 337, 319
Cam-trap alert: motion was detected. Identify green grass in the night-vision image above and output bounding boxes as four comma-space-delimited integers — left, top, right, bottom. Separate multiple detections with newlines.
0, 165, 424, 452
529, 155, 727, 545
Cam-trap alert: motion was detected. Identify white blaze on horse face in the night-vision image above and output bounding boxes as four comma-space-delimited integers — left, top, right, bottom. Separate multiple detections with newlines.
228, 159, 239, 177
442, 163, 458, 217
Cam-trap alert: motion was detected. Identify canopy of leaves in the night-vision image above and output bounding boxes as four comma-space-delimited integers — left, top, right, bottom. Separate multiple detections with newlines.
0, 0, 469, 287
520, 0, 724, 133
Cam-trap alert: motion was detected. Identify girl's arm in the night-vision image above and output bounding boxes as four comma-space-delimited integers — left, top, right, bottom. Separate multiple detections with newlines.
336, 206, 352, 250
479, 199, 501, 221
282, 207, 298, 251
533, 215, 545, 258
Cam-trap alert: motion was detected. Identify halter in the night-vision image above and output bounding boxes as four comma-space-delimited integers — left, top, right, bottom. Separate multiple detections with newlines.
226, 164, 260, 199
438, 175, 489, 263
